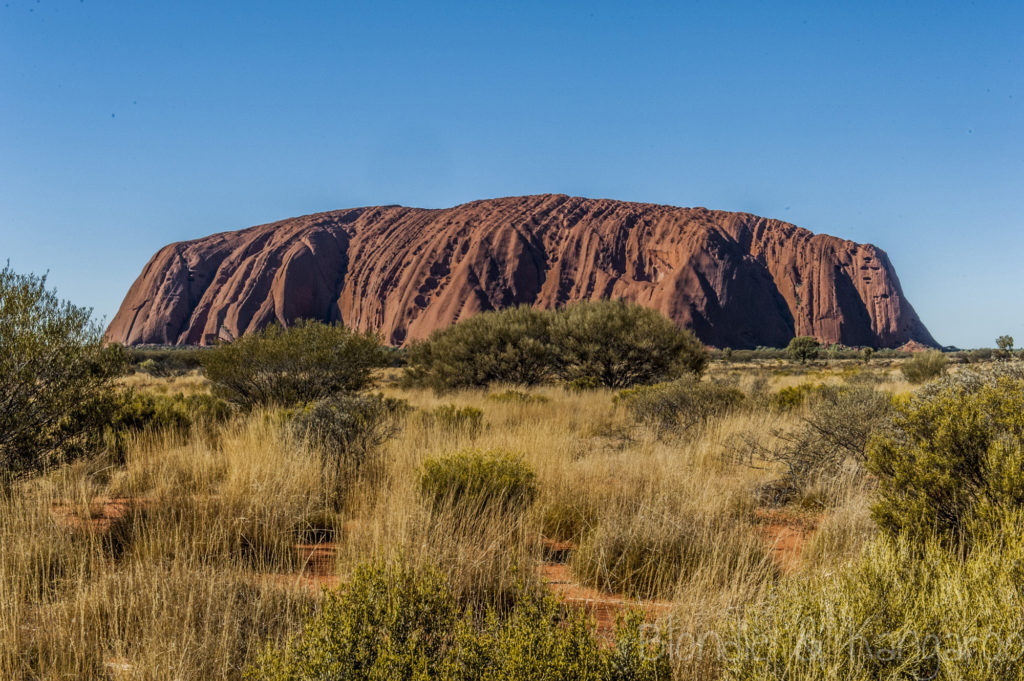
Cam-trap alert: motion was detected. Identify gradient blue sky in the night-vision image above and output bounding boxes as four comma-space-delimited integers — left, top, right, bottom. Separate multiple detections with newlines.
2, 1, 1021, 348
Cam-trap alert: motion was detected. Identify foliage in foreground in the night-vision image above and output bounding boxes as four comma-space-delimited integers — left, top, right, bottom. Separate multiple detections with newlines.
247, 560, 671, 681
868, 365, 1024, 545
201, 320, 387, 408
404, 301, 707, 390
726, 519, 1024, 681
0, 266, 128, 485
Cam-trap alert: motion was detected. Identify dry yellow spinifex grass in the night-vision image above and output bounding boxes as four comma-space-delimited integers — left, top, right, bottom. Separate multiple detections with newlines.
1, 361, 896, 680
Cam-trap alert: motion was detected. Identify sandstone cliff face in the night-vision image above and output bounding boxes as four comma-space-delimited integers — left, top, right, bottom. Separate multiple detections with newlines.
106, 195, 936, 349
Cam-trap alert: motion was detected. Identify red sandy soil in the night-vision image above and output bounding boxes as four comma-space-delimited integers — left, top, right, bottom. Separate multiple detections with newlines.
754, 508, 820, 574
50, 497, 146, 532
49, 496, 819, 625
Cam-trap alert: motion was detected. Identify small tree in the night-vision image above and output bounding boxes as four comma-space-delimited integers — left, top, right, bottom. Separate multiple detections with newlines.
861, 347, 874, 365
0, 266, 128, 486
551, 300, 707, 388
996, 335, 1015, 360
201, 320, 387, 408
786, 336, 820, 364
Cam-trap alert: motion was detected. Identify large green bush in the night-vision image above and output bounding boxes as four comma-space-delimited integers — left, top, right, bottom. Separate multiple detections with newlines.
404, 301, 707, 391
403, 306, 558, 390
868, 367, 1024, 545
247, 560, 670, 681
201, 320, 387, 408
0, 266, 128, 485
550, 300, 707, 389
726, 521, 1024, 680
418, 449, 538, 514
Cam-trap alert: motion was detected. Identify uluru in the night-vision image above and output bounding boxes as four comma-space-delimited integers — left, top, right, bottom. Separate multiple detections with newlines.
105, 194, 936, 350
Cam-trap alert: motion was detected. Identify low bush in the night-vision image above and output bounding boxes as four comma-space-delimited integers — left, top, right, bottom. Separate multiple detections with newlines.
745, 385, 893, 506
201, 320, 387, 408
287, 393, 407, 492
566, 375, 604, 392
248, 560, 670, 681
416, 404, 485, 438
769, 383, 826, 410
486, 389, 549, 404
104, 390, 231, 454
129, 347, 206, 376
868, 366, 1024, 545
726, 520, 1024, 681
616, 377, 746, 436
418, 449, 538, 514
899, 349, 948, 383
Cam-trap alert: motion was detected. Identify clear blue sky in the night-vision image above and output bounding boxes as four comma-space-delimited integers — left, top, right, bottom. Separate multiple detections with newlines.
2, 1, 1021, 348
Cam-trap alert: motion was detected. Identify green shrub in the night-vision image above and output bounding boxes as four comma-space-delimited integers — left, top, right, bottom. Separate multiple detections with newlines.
550, 300, 707, 389
247, 560, 670, 681
486, 389, 549, 404
104, 390, 231, 454
416, 405, 485, 438
616, 377, 745, 436
566, 375, 604, 392
786, 336, 820, 364
868, 367, 1024, 545
899, 349, 948, 383
201, 320, 387, 408
130, 347, 206, 376
418, 449, 538, 514
288, 393, 407, 487
403, 306, 558, 391
726, 521, 1024, 680
404, 301, 707, 391
769, 383, 826, 410
0, 266, 129, 485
